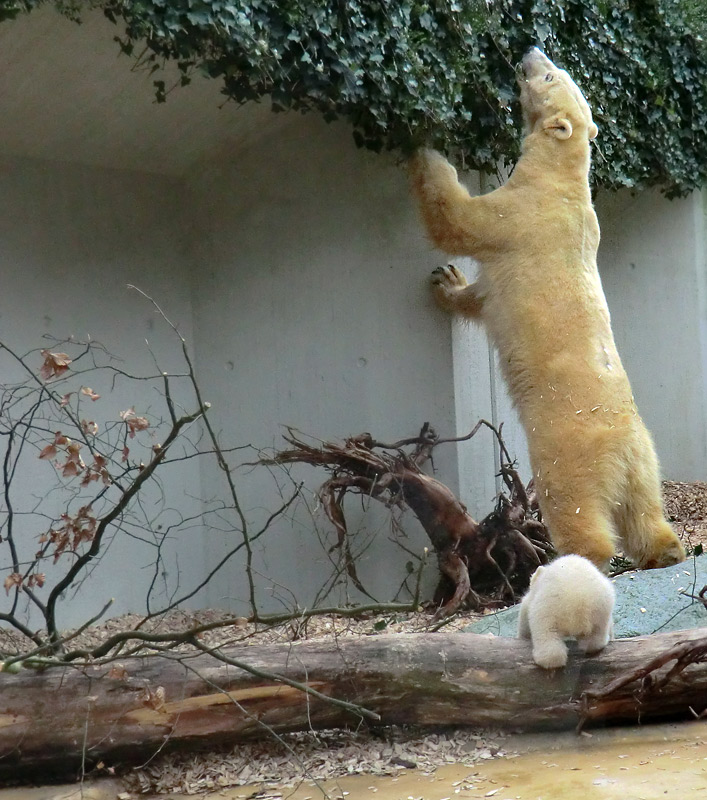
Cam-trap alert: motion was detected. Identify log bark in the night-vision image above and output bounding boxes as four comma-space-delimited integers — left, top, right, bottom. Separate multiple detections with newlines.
1, 628, 706, 779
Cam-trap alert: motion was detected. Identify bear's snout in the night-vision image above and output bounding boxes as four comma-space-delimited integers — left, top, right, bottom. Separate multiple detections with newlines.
522, 47, 553, 77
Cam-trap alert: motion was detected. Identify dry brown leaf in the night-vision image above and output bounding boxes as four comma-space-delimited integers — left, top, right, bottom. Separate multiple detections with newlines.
141, 685, 166, 711
81, 419, 99, 436
27, 573, 45, 589
39, 350, 72, 381
38, 443, 57, 460
39, 432, 71, 461
108, 665, 129, 681
62, 460, 81, 478
120, 409, 150, 438
3, 572, 22, 595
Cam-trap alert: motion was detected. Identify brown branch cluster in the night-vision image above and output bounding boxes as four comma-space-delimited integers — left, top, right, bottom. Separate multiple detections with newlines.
581, 633, 707, 727
0, 289, 296, 664
269, 420, 554, 616
0, 296, 399, 740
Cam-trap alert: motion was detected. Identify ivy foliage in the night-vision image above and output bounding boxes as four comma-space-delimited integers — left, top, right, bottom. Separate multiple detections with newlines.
2, 1, 707, 196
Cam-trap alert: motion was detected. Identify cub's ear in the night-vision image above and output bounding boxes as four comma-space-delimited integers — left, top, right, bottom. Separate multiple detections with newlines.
588, 122, 598, 140
543, 115, 573, 140
529, 565, 545, 585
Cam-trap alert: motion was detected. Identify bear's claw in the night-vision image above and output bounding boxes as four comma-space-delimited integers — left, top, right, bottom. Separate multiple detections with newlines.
430, 264, 467, 289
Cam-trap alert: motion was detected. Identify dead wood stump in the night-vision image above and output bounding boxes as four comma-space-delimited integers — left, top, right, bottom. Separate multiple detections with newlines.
268, 421, 553, 615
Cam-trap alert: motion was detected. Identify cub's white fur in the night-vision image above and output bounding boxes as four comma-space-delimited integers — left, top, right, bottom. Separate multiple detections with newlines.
518, 555, 615, 669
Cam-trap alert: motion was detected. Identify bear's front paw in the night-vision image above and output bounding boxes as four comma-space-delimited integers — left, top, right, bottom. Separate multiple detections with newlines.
430, 264, 468, 309
532, 639, 568, 669
431, 264, 467, 290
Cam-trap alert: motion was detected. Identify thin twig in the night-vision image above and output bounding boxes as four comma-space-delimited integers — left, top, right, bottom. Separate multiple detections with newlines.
44, 404, 207, 646
4, 598, 114, 669
127, 285, 259, 618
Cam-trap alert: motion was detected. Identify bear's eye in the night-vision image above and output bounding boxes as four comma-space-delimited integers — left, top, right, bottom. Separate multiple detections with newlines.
544, 73, 554, 82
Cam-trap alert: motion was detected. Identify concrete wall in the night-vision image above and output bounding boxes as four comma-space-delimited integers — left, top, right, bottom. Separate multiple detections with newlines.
0, 112, 480, 628
597, 189, 707, 482
2, 133, 706, 630
0, 156, 205, 628
4, 131, 705, 629
185, 116, 463, 612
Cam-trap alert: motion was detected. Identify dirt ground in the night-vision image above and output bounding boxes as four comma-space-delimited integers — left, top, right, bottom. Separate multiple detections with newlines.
233, 719, 707, 800
2, 720, 705, 799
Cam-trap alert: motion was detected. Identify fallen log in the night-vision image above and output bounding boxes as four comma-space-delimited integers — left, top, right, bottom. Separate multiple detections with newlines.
1, 628, 706, 779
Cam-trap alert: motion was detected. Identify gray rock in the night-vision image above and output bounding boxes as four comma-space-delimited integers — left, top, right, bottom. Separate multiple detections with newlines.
465, 555, 707, 639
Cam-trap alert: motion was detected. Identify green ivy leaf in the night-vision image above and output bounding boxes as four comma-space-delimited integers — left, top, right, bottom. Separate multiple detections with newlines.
2, 0, 707, 196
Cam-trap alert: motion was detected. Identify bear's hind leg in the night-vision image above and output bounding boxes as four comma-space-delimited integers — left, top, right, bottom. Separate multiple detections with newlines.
617, 438, 685, 569
538, 496, 617, 571
623, 512, 685, 569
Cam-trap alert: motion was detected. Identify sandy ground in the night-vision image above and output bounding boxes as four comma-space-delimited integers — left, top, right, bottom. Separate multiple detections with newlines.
2, 720, 705, 800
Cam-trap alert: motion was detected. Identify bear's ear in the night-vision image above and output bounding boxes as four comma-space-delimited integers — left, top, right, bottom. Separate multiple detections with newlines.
529, 565, 545, 585
543, 115, 573, 140
588, 122, 598, 140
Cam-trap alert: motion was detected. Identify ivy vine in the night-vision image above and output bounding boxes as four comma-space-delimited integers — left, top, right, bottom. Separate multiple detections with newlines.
1, 1, 706, 196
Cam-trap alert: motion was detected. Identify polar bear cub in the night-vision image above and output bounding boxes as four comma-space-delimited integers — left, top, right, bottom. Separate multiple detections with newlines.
518, 555, 615, 669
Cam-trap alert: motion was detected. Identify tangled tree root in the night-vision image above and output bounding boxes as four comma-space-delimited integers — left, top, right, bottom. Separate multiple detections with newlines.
269, 420, 554, 616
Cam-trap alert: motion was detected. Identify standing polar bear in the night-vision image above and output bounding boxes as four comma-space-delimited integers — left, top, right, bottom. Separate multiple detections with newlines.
518, 555, 615, 669
409, 48, 684, 571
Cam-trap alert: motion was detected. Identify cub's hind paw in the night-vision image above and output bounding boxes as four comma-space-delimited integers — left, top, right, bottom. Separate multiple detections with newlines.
577, 631, 611, 655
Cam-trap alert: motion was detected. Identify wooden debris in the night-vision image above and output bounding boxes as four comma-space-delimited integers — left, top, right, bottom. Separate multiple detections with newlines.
2, 628, 706, 779
268, 421, 553, 615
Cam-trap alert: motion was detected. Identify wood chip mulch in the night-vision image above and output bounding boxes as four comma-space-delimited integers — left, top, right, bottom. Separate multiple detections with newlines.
664, 480, 707, 547
122, 727, 511, 795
